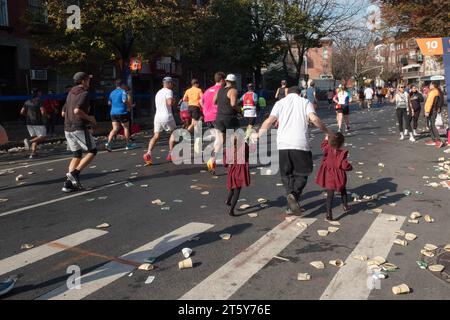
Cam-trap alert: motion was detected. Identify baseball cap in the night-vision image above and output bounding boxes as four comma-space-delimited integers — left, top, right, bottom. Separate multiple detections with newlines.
225, 74, 236, 82
163, 76, 173, 83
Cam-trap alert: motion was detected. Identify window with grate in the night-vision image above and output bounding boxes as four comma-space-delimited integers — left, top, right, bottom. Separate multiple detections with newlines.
28, 0, 48, 24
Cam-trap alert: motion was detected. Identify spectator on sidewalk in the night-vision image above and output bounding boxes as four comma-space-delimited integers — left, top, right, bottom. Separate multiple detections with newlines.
21, 89, 47, 159
409, 85, 424, 137
424, 81, 445, 148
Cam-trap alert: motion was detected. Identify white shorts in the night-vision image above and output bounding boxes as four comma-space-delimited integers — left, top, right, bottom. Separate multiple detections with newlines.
65, 130, 97, 152
27, 125, 46, 137
154, 120, 176, 133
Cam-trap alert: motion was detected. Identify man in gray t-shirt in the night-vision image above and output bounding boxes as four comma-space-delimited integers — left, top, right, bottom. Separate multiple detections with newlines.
253, 86, 333, 215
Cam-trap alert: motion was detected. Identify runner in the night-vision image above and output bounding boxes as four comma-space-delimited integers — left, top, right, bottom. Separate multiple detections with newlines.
21, 89, 46, 159
364, 85, 374, 109
306, 80, 318, 109
358, 86, 365, 109
202, 72, 226, 128
62, 72, 97, 192
183, 79, 203, 134
240, 83, 259, 140
275, 80, 288, 101
252, 86, 333, 215
105, 80, 137, 151
143, 77, 177, 165
333, 85, 350, 133
207, 74, 240, 174
390, 84, 415, 142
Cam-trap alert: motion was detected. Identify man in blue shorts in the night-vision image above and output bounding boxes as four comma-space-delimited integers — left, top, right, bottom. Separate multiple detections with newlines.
105, 79, 137, 151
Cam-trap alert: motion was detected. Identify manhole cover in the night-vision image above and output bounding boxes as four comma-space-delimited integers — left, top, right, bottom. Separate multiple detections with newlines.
422, 246, 450, 284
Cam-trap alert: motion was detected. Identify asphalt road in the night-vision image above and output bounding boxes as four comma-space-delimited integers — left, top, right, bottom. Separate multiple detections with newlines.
1, 102, 449, 300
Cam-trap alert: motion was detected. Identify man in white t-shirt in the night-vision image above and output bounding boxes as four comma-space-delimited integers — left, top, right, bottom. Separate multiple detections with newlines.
143, 77, 177, 165
364, 86, 374, 109
253, 87, 333, 215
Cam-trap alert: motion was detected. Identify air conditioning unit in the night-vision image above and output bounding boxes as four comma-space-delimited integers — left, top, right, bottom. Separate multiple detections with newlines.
30, 69, 47, 80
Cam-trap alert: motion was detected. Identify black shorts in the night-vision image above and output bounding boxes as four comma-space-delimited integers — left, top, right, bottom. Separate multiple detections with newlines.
246, 117, 257, 126
111, 114, 130, 124
215, 117, 240, 133
328, 99, 333, 104
337, 106, 350, 115
189, 106, 203, 121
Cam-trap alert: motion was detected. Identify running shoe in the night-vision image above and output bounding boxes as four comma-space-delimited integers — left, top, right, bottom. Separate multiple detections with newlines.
425, 140, 436, 146
166, 153, 172, 162
286, 194, 301, 215
0, 276, 17, 296
143, 153, 153, 166
409, 136, 416, 142
105, 142, 113, 152
66, 170, 81, 188
29, 154, 36, 159
62, 179, 76, 193
126, 143, 138, 150
436, 141, 445, 149
23, 138, 30, 150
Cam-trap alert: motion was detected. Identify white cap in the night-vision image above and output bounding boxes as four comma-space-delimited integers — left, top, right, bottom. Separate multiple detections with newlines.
163, 76, 173, 83
225, 74, 236, 82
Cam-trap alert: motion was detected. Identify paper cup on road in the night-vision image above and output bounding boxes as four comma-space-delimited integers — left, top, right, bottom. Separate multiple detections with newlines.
394, 230, 405, 237
429, 264, 445, 273
410, 212, 421, 219
405, 233, 417, 241
444, 244, 450, 252
352, 255, 368, 262
328, 227, 340, 233
394, 239, 408, 246
317, 230, 329, 237
392, 284, 410, 295
182, 248, 193, 259
297, 273, 311, 281
424, 244, 438, 252
329, 259, 345, 268
424, 215, 434, 223
310, 261, 325, 269
179, 258, 193, 270
421, 249, 435, 258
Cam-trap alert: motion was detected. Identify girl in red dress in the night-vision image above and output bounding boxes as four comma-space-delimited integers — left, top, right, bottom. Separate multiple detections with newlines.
224, 135, 250, 216
315, 132, 353, 221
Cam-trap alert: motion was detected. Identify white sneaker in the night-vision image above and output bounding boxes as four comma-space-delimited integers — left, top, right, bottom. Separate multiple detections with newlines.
399, 133, 405, 140
23, 138, 30, 150
413, 130, 420, 137
409, 135, 416, 142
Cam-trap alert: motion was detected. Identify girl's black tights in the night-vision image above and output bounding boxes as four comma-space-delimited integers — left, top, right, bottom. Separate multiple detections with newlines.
227, 188, 242, 211
326, 188, 348, 215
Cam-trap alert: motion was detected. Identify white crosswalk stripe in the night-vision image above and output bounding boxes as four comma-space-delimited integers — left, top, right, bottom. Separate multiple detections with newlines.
320, 214, 406, 300
0, 229, 108, 277
180, 217, 316, 300
37, 222, 214, 300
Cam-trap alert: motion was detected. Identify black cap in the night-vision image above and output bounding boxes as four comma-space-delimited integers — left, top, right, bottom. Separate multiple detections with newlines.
73, 72, 92, 84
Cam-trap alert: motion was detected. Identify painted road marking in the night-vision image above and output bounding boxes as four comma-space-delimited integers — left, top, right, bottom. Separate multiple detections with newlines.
0, 229, 108, 277
0, 182, 126, 218
38, 222, 214, 300
180, 217, 316, 300
320, 214, 405, 300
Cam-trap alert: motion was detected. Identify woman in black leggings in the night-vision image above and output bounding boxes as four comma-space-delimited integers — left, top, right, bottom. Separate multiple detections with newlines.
409, 85, 423, 137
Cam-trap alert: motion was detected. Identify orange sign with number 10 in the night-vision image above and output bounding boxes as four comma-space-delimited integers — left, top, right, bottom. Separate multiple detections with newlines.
416, 38, 444, 56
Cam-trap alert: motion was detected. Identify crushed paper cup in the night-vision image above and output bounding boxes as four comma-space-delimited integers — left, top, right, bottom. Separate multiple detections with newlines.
239, 204, 250, 210
297, 273, 311, 281
382, 263, 398, 271
444, 244, 450, 252
352, 255, 368, 262
392, 284, 410, 295
405, 233, 417, 241
408, 219, 419, 224
428, 264, 445, 273
310, 261, 325, 269
178, 258, 193, 270
201, 191, 210, 195
248, 213, 258, 218
394, 239, 408, 247
368, 256, 386, 266
424, 244, 438, 251
21, 244, 34, 250
410, 212, 421, 219
329, 259, 345, 268
328, 227, 340, 233
220, 233, 231, 240
317, 230, 329, 237
257, 198, 268, 204
15, 175, 24, 181
372, 208, 383, 214
328, 221, 341, 226
394, 230, 406, 237
424, 215, 434, 223
96, 223, 110, 229
420, 249, 435, 258
151, 199, 165, 205
296, 222, 308, 229
138, 263, 154, 271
